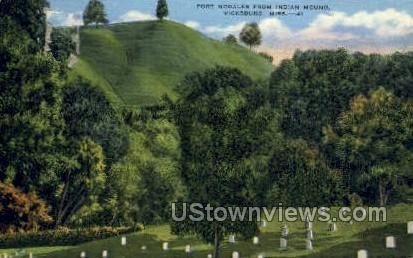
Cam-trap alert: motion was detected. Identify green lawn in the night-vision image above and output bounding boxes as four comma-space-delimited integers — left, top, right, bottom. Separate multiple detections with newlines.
2, 203, 412, 258
68, 21, 274, 107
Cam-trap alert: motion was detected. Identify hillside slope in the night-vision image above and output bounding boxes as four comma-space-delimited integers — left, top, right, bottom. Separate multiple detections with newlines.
69, 21, 274, 106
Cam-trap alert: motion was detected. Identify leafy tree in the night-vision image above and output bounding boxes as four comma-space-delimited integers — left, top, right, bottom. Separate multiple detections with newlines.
267, 139, 343, 206
49, 29, 75, 62
0, 0, 49, 51
173, 67, 279, 258
323, 88, 413, 204
62, 79, 129, 166
0, 17, 64, 193
156, 0, 169, 21
239, 22, 262, 50
223, 34, 238, 45
55, 137, 106, 226
83, 0, 108, 27
0, 183, 52, 233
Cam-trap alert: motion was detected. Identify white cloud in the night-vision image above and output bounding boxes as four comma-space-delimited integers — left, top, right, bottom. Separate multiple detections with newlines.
302, 9, 413, 39
204, 22, 246, 35
184, 20, 200, 29
118, 10, 155, 22
61, 13, 83, 26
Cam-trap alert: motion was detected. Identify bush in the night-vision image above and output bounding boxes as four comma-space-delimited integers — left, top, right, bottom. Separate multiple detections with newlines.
0, 183, 52, 233
0, 225, 143, 248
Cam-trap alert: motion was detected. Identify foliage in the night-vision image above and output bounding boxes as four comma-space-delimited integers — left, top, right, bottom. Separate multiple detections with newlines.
0, 225, 143, 248
267, 139, 344, 206
239, 23, 262, 50
83, 0, 108, 27
62, 79, 129, 165
156, 0, 169, 21
223, 34, 238, 45
323, 88, 413, 204
0, 183, 52, 233
172, 67, 279, 257
0, 0, 49, 51
0, 16, 64, 193
49, 29, 75, 62
258, 52, 273, 63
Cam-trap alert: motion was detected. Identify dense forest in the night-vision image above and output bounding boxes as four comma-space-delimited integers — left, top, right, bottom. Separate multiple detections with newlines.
0, 0, 412, 256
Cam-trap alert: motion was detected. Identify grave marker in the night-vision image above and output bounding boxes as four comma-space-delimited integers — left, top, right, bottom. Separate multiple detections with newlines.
29, 253, 33, 258
102, 250, 108, 258
279, 238, 287, 251
80, 251, 86, 258
232, 251, 239, 258
229, 234, 236, 243
386, 236, 396, 248
207, 254, 212, 258
307, 229, 314, 240
329, 222, 337, 232
357, 249, 368, 258
185, 244, 192, 253
121, 236, 127, 246
253, 236, 259, 245
408, 221, 413, 234
162, 242, 169, 251
141, 245, 147, 251
258, 254, 265, 258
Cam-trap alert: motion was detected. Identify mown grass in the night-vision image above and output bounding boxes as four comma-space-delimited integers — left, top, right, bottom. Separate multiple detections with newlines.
2, 203, 412, 257
69, 21, 274, 107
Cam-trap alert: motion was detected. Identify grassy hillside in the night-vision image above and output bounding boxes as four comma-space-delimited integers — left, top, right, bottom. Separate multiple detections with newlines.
3, 204, 412, 258
68, 21, 274, 107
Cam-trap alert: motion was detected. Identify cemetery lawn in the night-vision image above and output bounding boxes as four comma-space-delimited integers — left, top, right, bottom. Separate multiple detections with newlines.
1, 203, 412, 258
68, 20, 274, 107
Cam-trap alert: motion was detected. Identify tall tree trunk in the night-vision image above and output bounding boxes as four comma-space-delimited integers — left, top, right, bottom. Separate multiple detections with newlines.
213, 226, 220, 258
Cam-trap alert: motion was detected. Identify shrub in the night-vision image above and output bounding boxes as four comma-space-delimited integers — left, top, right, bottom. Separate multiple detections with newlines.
0, 225, 143, 248
0, 183, 52, 233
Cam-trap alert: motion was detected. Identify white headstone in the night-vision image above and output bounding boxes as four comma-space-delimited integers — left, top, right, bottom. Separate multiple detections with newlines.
229, 234, 236, 243
29, 253, 33, 258
102, 250, 108, 258
207, 254, 212, 258
357, 249, 368, 258
253, 236, 259, 245
141, 245, 147, 251
408, 221, 413, 234
80, 252, 86, 258
162, 242, 169, 251
121, 236, 127, 246
307, 229, 314, 240
185, 244, 192, 253
386, 236, 396, 248
306, 239, 313, 251
3, 254, 7, 258
329, 222, 337, 232
279, 238, 287, 250
232, 251, 239, 258
258, 254, 265, 258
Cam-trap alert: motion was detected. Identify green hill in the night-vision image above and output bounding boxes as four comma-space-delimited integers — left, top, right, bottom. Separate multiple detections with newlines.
69, 21, 274, 107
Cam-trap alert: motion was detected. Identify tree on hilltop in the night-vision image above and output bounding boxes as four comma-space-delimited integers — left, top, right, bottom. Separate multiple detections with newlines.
156, 0, 169, 21
83, 0, 108, 27
240, 22, 262, 50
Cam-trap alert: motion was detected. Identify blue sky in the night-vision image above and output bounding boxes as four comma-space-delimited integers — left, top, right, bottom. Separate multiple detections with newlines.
47, 0, 413, 62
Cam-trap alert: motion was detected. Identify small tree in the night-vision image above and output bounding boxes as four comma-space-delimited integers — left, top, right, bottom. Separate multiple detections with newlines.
223, 34, 238, 45
239, 22, 262, 50
156, 0, 169, 21
83, 0, 108, 27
